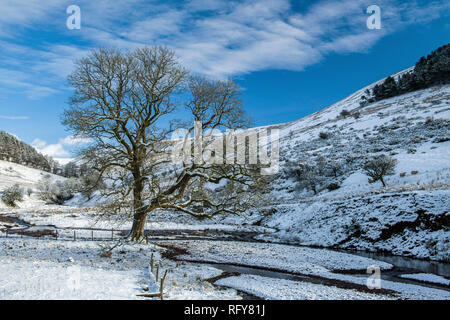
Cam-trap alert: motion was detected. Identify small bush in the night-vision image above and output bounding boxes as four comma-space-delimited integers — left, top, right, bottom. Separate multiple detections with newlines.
344, 218, 362, 237
1, 184, 23, 207
319, 132, 329, 139
340, 109, 351, 118
326, 183, 340, 191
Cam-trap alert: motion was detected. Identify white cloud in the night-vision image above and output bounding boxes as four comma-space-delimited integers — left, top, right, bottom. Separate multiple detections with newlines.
39, 143, 71, 158
60, 135, 92, 146
0, 67, 58, 99
31, 135, 91, 159
31, 138, 47, 149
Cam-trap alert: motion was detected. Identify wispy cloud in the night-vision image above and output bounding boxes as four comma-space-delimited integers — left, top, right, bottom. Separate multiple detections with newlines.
0, 115, 29, 120
0, 67, 58, 99
0, 0, 448, 97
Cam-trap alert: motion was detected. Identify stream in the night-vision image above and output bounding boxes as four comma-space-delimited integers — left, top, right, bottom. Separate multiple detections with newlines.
146, 228, 450, 280
150, 228, 450, 294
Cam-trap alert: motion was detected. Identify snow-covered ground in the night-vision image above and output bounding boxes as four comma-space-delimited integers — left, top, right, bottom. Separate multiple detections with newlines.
216, 274, 392, 300
0, 236, 240, 300
257, 189, 450, 261
322, 272, 450, 300
162, 240, 393, 273
399, 273, 450, 286
3, 225, 448, 300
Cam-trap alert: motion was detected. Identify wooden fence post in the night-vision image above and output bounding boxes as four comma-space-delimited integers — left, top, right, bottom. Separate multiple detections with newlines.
160, 270, 168, 300
73, 230, 76, 241
150, 253, 154, 274
155, 263, 160, 282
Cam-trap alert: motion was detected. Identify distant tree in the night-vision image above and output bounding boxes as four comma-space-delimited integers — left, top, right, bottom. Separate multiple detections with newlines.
370, 43, 449, 102
36, 176, 80, 204
0, 131, 52, 172
363, 155, 397, 187
295, 158, 326, 195
329, 160, 343, 178
63, 161, 79, 177
80, 171, 105, 200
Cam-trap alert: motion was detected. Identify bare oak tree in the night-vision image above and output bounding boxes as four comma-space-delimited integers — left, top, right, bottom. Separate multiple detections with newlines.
62, 47, 267, 241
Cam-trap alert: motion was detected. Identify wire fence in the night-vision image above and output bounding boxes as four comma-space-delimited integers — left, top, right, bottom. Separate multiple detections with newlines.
2, 226, 129, 242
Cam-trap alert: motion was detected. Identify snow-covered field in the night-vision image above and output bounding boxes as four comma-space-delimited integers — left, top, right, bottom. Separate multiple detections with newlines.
0, 236, 241, 300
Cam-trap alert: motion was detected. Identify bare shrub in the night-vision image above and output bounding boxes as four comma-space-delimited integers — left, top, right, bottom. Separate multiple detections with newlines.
363, 155, 397, 187
295, 160, 326, 195
36, 177, 81, 204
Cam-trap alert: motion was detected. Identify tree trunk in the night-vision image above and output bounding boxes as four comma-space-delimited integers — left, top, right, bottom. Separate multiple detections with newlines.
130, 212, 147, 241
380, 177, 386, 187
130, 167, 147, 241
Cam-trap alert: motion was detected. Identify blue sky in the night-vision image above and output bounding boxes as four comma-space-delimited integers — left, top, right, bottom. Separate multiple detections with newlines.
0, 0, 449, 162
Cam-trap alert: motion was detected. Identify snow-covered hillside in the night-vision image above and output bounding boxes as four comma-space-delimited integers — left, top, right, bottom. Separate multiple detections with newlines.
0, 160, 65, 210
253, 74, 450, 261
129, 75, 449, 262
0, 160, 65, 191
